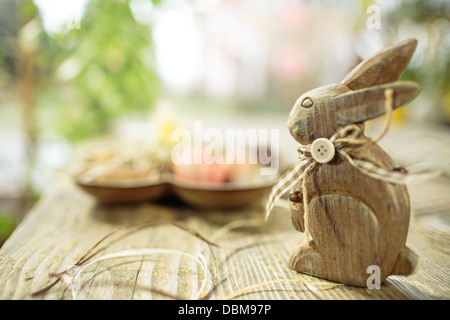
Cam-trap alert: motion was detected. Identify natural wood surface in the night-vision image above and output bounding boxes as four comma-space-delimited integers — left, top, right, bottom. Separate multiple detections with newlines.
0, 168, 448, 299
0, 38, 448, 299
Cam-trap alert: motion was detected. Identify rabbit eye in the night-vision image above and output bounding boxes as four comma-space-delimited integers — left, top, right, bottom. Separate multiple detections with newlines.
301, 97, 313, 108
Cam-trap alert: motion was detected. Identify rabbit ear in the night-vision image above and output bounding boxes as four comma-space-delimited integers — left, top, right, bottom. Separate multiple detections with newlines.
341, 39, 417, 90
335, 81, 420, 125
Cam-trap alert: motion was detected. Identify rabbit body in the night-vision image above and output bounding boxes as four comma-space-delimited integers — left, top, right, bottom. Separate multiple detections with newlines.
288, 142, 416, 287
286, 39, 420, 286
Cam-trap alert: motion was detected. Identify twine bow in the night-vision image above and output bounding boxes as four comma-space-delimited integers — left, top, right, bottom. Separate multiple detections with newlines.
264, 89, 431, 221
265, 124, 409, 218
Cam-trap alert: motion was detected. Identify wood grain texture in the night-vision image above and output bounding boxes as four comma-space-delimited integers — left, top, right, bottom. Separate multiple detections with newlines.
289, 144, 414, 287
0, 171, 449, 300
286, 39, 420, 287
341, 39, 417, 90
1, 37, 448, 299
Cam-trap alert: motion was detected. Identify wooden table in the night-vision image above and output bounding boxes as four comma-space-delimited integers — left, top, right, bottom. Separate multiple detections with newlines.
1, 124, 449, 300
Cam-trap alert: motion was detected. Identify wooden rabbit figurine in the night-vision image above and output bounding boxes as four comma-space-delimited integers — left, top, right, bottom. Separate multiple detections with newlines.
286, 39, 420, 287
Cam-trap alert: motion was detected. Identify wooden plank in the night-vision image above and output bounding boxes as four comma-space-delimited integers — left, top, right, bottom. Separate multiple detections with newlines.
0, 173, 449, 300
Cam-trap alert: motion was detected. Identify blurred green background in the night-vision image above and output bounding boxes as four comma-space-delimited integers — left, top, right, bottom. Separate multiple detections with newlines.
0, 0, 449, 245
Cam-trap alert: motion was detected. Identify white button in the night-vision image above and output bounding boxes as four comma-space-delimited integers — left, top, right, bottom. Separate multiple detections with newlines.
311, 138, 335, 163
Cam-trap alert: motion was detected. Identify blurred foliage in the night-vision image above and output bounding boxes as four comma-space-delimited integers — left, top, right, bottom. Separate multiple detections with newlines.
389, 0, 449, 22
383, 0, 450, 120
2, 0, 448, 142
0, 1, 17, 87
0, 215, 15, 246
35, 0, 161, 142
388, 0, 450, 81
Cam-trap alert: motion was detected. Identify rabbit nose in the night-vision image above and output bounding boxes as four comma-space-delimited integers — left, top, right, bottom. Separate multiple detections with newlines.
311, 138, 335, 163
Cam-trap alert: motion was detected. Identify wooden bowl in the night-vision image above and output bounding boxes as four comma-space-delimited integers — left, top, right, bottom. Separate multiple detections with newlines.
170, 180, 273, 210
75, 167, 277, 208
77, 181, 170, 205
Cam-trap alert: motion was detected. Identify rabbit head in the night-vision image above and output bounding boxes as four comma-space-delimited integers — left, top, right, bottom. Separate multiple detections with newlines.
288, 39, 421, 145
